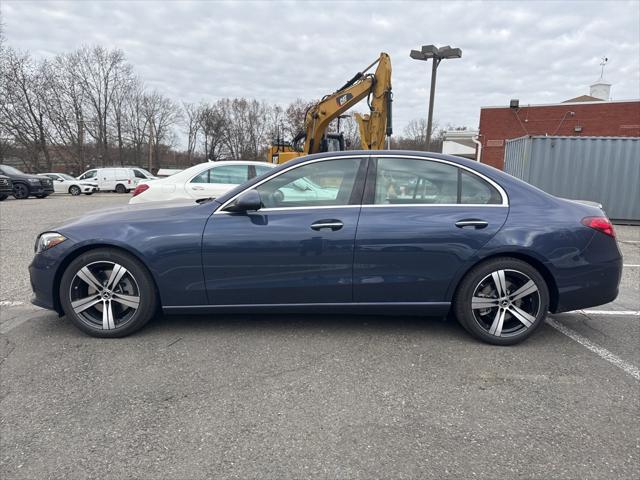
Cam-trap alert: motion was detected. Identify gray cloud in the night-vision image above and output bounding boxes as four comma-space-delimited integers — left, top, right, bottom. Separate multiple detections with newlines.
3, 0, 639, 142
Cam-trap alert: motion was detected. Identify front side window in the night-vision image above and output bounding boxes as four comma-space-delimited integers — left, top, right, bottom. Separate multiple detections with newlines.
133, 169, 146, 179
255, 158, 362, 209
210, 165, 248, 184
373, 158, 502, 205
80, 170, 97, 180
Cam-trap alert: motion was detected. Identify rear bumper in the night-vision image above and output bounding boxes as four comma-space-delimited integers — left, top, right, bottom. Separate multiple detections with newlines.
552, 234, 623, 313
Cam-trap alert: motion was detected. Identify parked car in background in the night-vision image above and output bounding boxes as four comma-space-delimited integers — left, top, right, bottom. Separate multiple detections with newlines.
41, 173, 99, 196
30, 151, 622, 344
130, 161, 274, 204
130, 167, 157, 182
77, 167, 137, 193
0, 165, 54, 199
0, 174, 13, 201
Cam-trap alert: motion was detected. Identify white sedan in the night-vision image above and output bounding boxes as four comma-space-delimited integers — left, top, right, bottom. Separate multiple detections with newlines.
129, 161, 275, 204
40, 173, 99, 195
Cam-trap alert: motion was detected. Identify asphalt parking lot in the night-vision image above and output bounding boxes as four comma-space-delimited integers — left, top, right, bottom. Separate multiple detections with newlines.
1, 194, 638, 479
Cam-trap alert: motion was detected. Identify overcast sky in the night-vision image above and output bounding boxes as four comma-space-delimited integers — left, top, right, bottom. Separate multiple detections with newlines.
2, 0, 639, 140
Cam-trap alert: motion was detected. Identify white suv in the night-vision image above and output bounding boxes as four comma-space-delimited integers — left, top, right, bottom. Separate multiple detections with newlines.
129, 161, 275, 204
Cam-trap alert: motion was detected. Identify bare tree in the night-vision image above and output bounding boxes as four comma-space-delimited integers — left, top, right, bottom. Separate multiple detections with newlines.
0, 48, 52, 171
199, 102, 226, 161
71, 46, 131, 166
183, 102, 202, 164
143, 90, 181, 170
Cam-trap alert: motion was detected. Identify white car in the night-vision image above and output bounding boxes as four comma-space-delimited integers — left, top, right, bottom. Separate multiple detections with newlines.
40, 173, 99, 196
129, 161, 275, 204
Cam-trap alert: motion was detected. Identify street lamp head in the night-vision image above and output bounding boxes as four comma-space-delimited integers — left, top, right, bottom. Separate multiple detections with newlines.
421, 45, 439, 57
410, 49, 427, 61
438, 46, 462, 59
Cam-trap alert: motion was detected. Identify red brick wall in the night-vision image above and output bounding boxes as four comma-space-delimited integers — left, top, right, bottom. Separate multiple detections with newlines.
478, 101, 640, 169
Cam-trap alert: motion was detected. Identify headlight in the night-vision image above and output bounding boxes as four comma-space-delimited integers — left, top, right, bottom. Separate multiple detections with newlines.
35, 232, 66, 253
28, 178, 41, 184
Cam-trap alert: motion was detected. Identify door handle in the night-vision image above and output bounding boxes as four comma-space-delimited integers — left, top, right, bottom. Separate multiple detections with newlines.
310, 220, 344, 231
455, 219, 488, 229
191, 186, 205, 191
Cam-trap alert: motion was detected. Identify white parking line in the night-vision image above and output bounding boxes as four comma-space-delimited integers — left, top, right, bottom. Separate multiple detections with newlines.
579, 310, 640, 316
0, 301, 25, 307
546, 317, 640, 381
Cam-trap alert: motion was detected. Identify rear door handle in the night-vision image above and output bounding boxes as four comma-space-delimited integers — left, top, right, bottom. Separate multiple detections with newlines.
310, 220, 344, 231
455, 219, 488, 229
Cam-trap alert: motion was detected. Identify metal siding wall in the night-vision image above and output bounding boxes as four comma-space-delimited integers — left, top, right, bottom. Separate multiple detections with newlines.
504, 136, 640, 221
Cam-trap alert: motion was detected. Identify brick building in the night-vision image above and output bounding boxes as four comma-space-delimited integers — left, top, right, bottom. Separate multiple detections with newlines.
477, 82, 640, 169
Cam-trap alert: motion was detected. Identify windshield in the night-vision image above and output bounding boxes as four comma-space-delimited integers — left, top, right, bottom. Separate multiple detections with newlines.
136, 168, 153, 177
0, 165, 25, 175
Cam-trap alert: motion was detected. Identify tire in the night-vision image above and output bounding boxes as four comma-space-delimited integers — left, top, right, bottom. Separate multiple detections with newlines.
0, 194, 7, 201
12, 183, 30, 199
59, 248, 158, 338
115, 184, 127, 194
453, 257, 549, 346
69, 185, 81, 196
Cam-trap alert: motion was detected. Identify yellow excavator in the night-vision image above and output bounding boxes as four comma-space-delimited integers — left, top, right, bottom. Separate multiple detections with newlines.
268, 52, 392, 164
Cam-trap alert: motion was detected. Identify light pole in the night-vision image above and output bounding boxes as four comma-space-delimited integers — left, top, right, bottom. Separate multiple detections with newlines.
410, 45, 462, 150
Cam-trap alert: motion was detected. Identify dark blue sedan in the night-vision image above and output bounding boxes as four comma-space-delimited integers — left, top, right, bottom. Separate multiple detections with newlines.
29, 151, 622, 345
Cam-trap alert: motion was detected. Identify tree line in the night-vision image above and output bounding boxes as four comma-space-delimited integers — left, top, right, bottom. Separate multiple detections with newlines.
0, 44, 457, 174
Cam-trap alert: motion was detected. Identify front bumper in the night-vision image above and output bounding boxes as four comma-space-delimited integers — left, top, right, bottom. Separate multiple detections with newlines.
80, 185, 98, 193
29, 239, 77, 314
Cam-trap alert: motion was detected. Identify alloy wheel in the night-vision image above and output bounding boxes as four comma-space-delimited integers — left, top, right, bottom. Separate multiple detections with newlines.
69, 185, 81, 196
69, 261, 140, 330
470, 269, 540, 338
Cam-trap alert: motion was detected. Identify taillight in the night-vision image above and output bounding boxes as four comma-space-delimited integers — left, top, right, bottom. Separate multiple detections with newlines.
581, 216, 615, 238
132, 184, 149, 197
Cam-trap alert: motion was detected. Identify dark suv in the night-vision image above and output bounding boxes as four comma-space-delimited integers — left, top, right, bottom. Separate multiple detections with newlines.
0, 175, 13, 201
0, 165, 54, 199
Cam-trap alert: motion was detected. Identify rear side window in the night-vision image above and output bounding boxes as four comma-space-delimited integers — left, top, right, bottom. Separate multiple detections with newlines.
372, 158, 502, 205
374, 158, 458, 204
210, 165, 248, 184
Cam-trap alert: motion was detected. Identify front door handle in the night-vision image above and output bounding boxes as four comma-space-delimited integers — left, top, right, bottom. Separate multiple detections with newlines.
310, 220, 344, 231
191, 185, 205, 191
455, 219, 488, 229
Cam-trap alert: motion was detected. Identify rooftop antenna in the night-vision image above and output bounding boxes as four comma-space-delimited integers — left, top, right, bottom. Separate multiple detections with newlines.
599, 56, 608, 80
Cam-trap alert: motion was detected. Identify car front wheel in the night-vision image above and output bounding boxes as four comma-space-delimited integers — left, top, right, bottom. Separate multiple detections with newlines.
453, 257, 549, 345
12, 183, 29, 199
69, 185, 81, 196
59, 248, 157, 338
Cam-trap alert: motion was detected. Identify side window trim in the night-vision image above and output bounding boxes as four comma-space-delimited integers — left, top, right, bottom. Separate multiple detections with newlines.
363, 155, 508, 207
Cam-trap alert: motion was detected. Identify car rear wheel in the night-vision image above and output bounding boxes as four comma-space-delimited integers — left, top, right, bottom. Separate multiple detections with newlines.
115, 184, 127, 194
59, 248, 157, 338
12, 183, 29, 199
69, 185, 81, 196
0, 194, 7, 201
453, 257, 549, 345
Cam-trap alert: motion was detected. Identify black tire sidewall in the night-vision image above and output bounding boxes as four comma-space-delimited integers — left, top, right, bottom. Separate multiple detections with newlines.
13, 183, 29, 199
0, 195, 7, 201
59, 248, 157, 338
453, 257, 550, 346
115, 184, 126, 193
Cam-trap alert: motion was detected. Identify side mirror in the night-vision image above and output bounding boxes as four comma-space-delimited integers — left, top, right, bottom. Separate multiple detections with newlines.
226, 190, 262, 213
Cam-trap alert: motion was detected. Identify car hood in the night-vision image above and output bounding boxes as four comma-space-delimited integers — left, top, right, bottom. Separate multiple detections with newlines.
51, 199, 220, 238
